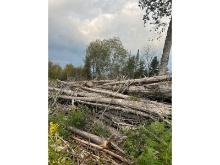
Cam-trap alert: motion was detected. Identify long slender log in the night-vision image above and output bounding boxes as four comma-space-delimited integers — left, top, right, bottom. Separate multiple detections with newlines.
102, 75, 171, 86
67, 126, 109, 148
49, 87, 102, 97
57, 79, 115, 87
59, 96, 171, 118
80, 86, 129, 99
103, 113, 134, 128
127, 82, 171, 100
68, 126, 127, 158
97, 81, 171, 101
72, 136, 130, 164
77, 100, 156, 120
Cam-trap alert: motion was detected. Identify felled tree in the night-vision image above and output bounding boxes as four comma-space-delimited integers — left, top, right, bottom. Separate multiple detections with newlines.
139, 0, 172, 75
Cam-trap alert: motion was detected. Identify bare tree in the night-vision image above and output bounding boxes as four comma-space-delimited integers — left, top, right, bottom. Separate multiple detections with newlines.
143, 46, 154, 77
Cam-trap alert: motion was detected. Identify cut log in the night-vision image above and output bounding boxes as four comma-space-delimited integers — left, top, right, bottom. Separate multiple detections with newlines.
58, 96, 171, 118
77, 100, 156, 120
72, 136, 130, 164
102, 75, 171, 86
67, 126, 109, 148
49, 87, 102, 98
68, 126, 127, 158
80, 86, 129, 99
97, 81, 171, 101
127, 82, 171, 99
57, 79, 115, 87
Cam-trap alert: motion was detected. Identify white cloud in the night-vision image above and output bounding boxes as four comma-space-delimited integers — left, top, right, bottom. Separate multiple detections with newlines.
49, 0, 167, 66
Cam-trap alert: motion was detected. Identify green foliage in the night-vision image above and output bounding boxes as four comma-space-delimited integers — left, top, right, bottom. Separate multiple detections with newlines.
149, 56, 159, 76
48, 122, 72, 165
123, 121, 171, 165
90, 123, 110, 137
84, 37, 127, 79
49, 61, 63, 80
62, 64, 75, 81
123, 50, 146, 79
48, 145, 72, 165
65, 109, 87, 128
49, 61, 85, 81
139, 0, 171, 32
124, 55, 136, 79
49, 108, 87, 138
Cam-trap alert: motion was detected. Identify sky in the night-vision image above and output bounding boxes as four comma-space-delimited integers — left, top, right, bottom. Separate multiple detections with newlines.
49, 0, 170, 69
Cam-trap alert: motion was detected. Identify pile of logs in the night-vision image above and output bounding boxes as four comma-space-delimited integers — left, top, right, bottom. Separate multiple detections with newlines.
48, 75, 172, 164
49, 75, 171, 125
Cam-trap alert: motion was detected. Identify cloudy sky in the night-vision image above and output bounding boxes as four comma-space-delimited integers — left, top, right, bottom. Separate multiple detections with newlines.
49, 0, 169, 68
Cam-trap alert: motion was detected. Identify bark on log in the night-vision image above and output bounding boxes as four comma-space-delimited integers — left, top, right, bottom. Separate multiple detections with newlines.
58, 96, 171, 118
77, 100, 156, 120
49, 87, 102, 98
102, 75, 171, 86
57, 79, 115, 86
127, 81, 171, 100
68, 126, 127, 159
67, 126, 109, 148
72, 136, 130, 164
80, 86, 129, 99
98, 81, 171, 101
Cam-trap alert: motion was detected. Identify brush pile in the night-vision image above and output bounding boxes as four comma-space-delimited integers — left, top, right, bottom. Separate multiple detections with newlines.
48, 75, 172, 164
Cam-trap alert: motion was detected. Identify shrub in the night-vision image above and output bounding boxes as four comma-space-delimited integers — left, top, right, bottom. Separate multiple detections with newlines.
123, 121, 171, 165
90, 123, 110, 137
65, 109, 87, 128
48, 122, 72, 165
49, 108, 88, 138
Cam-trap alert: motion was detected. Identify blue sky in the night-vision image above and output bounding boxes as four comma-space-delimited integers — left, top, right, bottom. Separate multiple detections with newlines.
49, 0, 170, 68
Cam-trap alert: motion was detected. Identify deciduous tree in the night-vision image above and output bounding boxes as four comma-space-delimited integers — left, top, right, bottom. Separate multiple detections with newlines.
139, 0, 172, 75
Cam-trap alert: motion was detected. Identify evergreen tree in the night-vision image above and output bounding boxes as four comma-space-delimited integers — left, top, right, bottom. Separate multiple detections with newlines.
83, 55, 92, 80
149, 56, 159, 76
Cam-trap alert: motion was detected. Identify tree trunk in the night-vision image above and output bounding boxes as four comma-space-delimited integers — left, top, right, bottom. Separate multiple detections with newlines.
76, 100, 156, 120
72, 136, 130, 164
58, 95, 171, 118
67, 126, 108, 147
102, 75, 171, 86
80, 86, 129, 99
159, 19, 172, 76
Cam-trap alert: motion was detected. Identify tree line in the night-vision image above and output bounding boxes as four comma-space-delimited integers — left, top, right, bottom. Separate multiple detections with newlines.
49, 37, 160, 81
